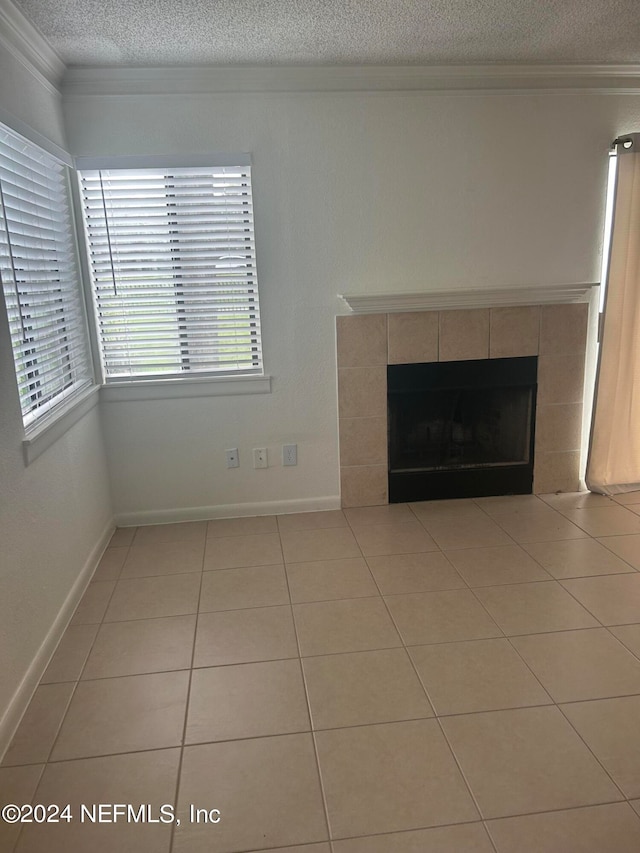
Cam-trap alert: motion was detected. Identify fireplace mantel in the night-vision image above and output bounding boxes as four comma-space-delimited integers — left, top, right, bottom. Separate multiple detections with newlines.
339, 283, 598, 314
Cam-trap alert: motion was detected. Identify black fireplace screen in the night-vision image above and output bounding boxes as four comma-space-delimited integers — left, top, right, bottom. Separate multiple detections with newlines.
388, 356, 537, 502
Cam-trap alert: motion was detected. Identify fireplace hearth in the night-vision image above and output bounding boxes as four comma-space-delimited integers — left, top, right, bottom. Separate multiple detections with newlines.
387, 356, 537, 501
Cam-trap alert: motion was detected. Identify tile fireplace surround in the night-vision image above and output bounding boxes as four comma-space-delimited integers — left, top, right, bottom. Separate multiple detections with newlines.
337, 303, 589, 508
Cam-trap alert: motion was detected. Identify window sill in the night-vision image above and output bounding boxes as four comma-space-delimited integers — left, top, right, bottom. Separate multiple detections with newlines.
99, 374, 272, 403
21, 376, 271, 463
23, 385, 101, 466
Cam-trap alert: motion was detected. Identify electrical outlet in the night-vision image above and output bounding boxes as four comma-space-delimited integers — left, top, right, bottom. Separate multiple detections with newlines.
283, 444, 297, 466
225, 448, 239, 469
253, 447, 268, 469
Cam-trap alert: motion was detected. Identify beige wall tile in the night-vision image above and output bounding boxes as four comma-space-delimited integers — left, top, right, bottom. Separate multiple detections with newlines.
540, 303, 589, 356
338, 367, 386, 419
536, 403, 584, 453
534, 450, 581, 494
439, 309, 490, 361
537, 354, 585, 405
339, 417, 387, 466
387, 311, 439, 364
490, 306, 540, 358
337, 314, 387, 367
341, 465, 388, 507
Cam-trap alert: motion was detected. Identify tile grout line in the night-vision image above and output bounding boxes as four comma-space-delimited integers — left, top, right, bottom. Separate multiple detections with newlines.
371, 503, 637, 826
470, 495, 594, 548
280, 527, 334, 849
592, 539, 640, 573
459, 524, 633, 806
414, 499, 629, 646
471, 496, 582, 551
602, 627, 640, 665
167, 539, 207, 853
553, 701, 633, 804
481, 799, 639, 848
10, 679, 640, 776
44, 532, 134, 757
44, 591, 640, 649
419, 543, 634, 831
74, 533, 133, 673
9, 672, 640, 770
7, 762, 47, 853
362, 550, 500, 853
262, 799, 640, 848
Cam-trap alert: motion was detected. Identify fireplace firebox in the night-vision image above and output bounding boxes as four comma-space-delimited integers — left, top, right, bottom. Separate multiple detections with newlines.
388, 356, 537, 502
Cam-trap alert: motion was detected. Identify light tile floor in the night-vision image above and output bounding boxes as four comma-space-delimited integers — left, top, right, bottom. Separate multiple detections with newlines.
4, 492, 640, 851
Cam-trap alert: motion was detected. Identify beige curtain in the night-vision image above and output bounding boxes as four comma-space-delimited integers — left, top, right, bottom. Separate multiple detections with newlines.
587, 139, 640, 495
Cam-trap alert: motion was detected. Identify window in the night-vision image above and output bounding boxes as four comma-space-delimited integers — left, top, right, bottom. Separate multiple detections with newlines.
79, 160, 263, 382
0, 125, 93, 429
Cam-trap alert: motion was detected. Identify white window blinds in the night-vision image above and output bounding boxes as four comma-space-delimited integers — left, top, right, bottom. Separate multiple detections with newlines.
79, 164, 263, 381
0, 126, 92, 428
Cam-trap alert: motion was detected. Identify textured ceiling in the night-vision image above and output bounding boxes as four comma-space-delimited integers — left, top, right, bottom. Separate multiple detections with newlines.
12, 0, 640, 67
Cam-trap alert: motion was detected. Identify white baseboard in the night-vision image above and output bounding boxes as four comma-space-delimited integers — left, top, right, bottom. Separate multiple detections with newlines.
115, 495, 342, 527
0, 518, 115, 762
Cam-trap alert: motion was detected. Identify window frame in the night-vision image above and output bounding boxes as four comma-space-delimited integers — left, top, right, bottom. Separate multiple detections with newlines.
0, 122, 98, 462
75, 153, 267, 390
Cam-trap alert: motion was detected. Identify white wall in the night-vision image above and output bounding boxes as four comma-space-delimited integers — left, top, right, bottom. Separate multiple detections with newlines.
63, 86, 640, 520
0, 45, 113, 749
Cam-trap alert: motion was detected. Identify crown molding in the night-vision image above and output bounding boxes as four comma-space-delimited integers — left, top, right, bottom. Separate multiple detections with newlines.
62, 63, 640, 97
339, 283, 599, 314
0, 0, 65, 89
